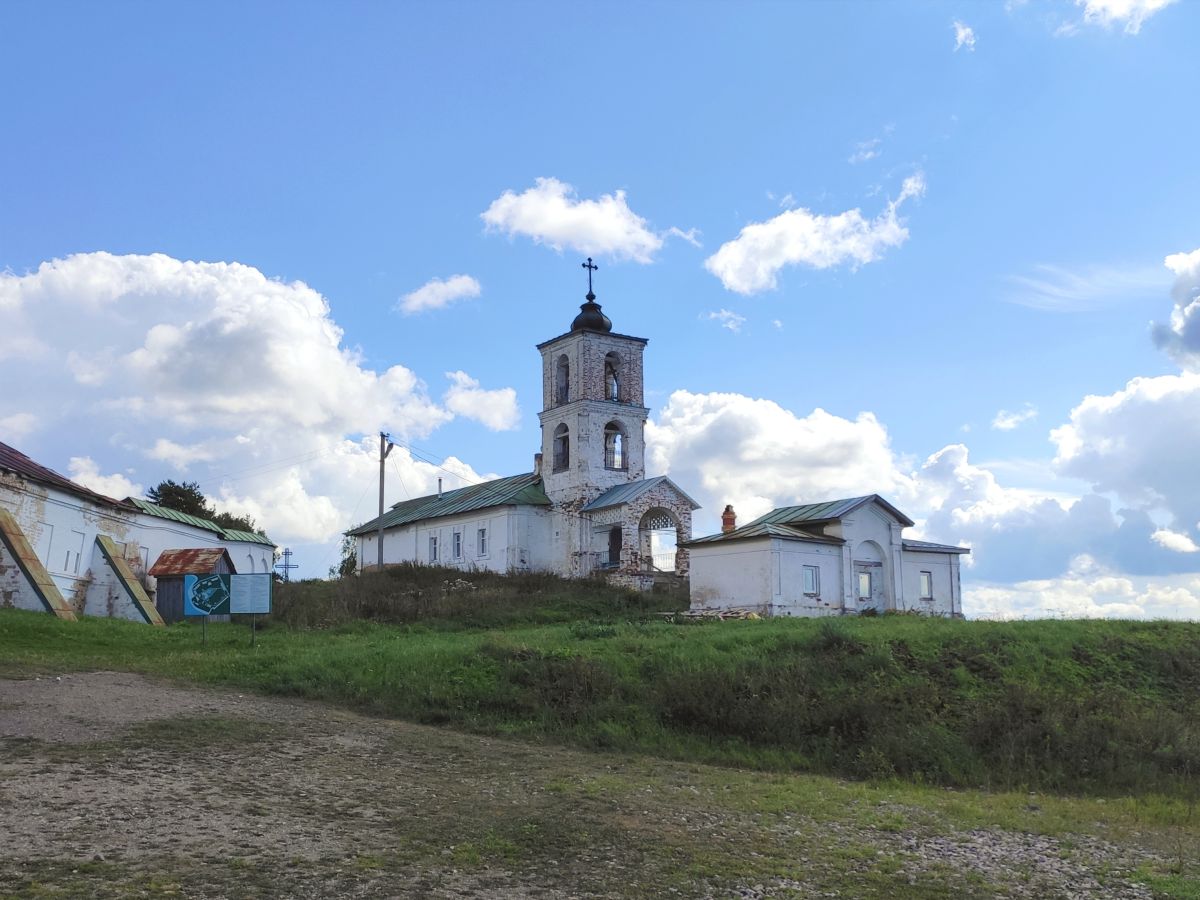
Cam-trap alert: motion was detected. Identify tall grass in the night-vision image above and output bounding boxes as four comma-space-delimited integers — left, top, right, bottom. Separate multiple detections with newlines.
270, 564, 686, 628
3, 594, 1198, 796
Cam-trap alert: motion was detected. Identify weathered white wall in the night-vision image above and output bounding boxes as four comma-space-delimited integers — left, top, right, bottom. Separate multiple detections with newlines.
2, 473, 274, 620
836, 506, 905, 612
357, 506, 556, 576
774, 541, 844, 617
900, 550, 962, 617
687, 538, 773, 612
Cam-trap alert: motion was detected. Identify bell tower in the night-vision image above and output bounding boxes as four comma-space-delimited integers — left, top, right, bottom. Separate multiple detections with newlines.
536, 259, 648, 506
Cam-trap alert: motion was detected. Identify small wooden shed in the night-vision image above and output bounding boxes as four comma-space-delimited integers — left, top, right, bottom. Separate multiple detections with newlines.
148, 548, 237, 624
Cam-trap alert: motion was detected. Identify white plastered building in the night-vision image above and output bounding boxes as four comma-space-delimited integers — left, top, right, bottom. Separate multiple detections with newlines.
685, 495, 968, 617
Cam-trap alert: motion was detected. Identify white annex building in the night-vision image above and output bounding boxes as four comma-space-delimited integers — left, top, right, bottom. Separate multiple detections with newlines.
685, 496, 968, 617
350, 276, 699, 590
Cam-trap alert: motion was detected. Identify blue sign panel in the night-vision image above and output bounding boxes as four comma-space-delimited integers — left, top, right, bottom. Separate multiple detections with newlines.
183, 573, 231, 616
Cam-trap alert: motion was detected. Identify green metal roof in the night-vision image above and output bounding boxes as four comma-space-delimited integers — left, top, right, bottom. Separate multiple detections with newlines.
221, 528, 277, 548
744, 495, 914, 529
685, 522, 845, 546
127, 497, 225, 535
902, 538, 971, 554
347, 472, 550, 536
580, 476, 701, 512
685, 494, 914, 546
128, 498, 275, 546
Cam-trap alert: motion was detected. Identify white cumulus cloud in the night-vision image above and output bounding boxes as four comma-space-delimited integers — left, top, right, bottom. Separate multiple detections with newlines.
1052, 370, 1200, 530
397, 274, 481, 315
704, 173, 926, 295
1152, 247, 1200, 370
1076, 0, 1176, 33
0, 412, 37, 442
953, 20, 977, 51
0, 252, 515, 555
481, 177, 673, 263
443, 371, 520, 432
1151, 529, 1200, 553
67, 456, 144, 500
992, 404, 1038, 431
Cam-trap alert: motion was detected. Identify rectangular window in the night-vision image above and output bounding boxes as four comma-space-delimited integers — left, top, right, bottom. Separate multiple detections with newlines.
477, 527, 488, 557
428, 535, 438, 563
857, 571, 872, 600
452, 530, 462, 559
802, 565, 819, 596
919, 571, 933, 600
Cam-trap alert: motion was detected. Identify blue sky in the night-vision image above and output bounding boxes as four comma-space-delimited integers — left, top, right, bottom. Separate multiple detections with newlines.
3, 0, 1199, 616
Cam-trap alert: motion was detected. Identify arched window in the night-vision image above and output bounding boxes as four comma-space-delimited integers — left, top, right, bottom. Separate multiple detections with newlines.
603, 352, 620, 402
553, 423, 570, 472
555, 354, 570, 405
603, 421, 625, 469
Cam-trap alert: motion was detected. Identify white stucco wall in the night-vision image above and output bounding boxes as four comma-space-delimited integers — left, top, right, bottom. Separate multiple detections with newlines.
687, 538, 774, 612
774, 541, 844, 617
357, 505, 555, 575
899, 550, 962, 617
2, 474, 275, 621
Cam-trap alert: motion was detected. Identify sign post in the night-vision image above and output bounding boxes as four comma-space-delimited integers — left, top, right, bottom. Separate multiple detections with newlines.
184, 573, 272, 646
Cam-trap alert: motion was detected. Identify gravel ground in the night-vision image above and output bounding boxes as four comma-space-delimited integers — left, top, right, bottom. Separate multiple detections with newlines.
0, 671, 1187, 899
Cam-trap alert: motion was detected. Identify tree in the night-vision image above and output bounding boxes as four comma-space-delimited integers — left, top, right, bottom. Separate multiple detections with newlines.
146, 479, 260, 535
146, 480, 210, 518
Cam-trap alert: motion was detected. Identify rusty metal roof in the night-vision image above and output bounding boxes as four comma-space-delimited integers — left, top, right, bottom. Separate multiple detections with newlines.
148, 547, 236, 576
0, 441, 132, 510
347, 471, 550, 536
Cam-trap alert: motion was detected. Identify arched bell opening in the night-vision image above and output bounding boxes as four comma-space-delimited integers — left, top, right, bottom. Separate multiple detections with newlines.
639, 507, 681, 573
555, 354, 570, 405
603, 351, 621, 402
552, 423, 570, 472
603, 421, 626, 470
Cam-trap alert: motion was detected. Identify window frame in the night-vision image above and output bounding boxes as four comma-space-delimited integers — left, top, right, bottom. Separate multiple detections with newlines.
802, 564, 820, 596
452, 530, 463, 560
477, 526, 489, 558
857, 571, 872, 600
428, 535, 439, 563
919, 570, 934, 601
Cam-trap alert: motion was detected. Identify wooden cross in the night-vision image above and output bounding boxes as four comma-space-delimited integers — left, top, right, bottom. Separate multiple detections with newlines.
582, 257, 598, 295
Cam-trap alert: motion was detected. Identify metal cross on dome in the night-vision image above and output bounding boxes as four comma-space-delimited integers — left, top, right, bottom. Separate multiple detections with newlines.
582, 257, 598, 295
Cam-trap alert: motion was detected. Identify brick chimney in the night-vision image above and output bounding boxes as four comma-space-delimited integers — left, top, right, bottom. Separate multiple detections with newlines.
533, 452, 543, 477
721, 504, 737, 533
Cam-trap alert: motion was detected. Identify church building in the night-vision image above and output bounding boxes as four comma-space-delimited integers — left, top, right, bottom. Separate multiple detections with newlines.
348, 267, 699, 589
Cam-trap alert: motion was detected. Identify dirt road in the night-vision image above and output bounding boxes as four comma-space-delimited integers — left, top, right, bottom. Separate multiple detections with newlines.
0, 671, 1186, 898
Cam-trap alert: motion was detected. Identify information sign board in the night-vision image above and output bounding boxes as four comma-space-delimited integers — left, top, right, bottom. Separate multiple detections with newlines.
184, 573, 273, 616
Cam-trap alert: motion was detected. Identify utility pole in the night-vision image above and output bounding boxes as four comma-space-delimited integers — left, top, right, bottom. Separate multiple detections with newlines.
377, 432, 394, 572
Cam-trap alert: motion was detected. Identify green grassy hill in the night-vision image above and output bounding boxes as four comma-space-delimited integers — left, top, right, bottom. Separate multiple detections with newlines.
3, 568, 1197, 797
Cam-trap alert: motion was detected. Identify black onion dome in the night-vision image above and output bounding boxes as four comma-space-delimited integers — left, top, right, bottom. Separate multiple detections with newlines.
571, 292, 612, 333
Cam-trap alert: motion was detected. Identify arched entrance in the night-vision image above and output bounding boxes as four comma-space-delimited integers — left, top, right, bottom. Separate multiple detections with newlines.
852, 540, 888, 613
639, 508, 680, 573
